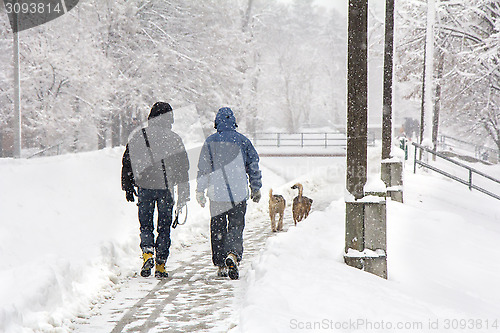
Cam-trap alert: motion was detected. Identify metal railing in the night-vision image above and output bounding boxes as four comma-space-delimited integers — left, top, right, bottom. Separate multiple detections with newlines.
439, 135, 498, 164
248, 132, 346, 148
248, 132, 376, 148
27, 139, 78, 159
413, 142, 500, 201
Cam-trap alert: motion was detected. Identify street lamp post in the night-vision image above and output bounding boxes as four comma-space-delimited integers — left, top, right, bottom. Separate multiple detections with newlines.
344, 0, 388, 279
346, 0, 368, 200
380, 0, 404, 202
382, 0, 394, 161
13, 3, 22, 158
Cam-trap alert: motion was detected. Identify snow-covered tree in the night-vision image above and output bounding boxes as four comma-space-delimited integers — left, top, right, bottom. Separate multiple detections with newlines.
396, 0, 500, 154
1, 0, 349, 154
1, 0, 249, 153
249, 0, 346, 132
441, 0, 500, 153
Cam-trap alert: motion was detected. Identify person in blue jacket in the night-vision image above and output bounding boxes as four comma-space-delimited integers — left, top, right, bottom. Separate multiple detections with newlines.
196, 107, 262, 280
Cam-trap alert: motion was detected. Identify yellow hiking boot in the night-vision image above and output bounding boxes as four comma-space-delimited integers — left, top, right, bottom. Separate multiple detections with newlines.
155, 260, 168, 278
140, 252, 154, 277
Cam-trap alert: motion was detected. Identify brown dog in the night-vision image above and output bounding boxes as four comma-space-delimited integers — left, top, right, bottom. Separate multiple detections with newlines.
269, 189, 286, 232
291, 183, 313, 225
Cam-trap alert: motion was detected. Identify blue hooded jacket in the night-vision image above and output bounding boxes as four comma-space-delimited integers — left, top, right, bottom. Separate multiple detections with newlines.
196, 107, 262, 203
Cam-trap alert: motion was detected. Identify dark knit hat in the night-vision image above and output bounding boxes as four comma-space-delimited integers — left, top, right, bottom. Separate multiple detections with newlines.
148, 102, 172, 120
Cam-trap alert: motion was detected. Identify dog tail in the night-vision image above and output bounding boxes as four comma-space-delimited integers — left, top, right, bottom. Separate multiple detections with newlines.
269, 188, 273, 199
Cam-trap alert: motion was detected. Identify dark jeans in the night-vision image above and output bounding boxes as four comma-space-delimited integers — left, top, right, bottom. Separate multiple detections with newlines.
209, 201, 247, 267
137, 188, 173, 261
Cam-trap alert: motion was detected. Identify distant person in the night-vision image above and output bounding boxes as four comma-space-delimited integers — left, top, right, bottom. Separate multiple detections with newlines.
196, 107, 262, 280
403, 117, 420, 140
121, 102, 190, 278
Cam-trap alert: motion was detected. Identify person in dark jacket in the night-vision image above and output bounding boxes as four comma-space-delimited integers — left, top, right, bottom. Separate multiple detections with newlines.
122, 102, 190, 278
196, 107, 262, 280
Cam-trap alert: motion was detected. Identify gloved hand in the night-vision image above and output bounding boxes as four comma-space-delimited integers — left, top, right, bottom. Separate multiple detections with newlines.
251, 189, 261, 203
196, 191, 206, 208
126, 188, 137, 202
177, 196, 189, 209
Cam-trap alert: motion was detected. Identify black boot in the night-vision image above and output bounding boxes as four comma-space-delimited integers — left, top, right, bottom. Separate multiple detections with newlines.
225, 253, 239, 280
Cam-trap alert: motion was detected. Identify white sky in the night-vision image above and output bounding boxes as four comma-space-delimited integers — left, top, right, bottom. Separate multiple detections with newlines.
313, 0, 385, 16
313, 0, 347, 14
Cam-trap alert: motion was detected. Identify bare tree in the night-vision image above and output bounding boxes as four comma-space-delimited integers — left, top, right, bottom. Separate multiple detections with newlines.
396, 0, 500, 154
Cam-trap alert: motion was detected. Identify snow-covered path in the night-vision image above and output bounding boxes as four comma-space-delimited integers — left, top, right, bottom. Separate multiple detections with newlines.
67, 152, 339, 332
71, 155, 332, 333
73, 206, 299, 333
73, 212, 279, 333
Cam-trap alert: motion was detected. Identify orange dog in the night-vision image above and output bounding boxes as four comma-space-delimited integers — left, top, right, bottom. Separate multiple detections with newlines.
291, 183, 313, 225
269, 189, 286, 232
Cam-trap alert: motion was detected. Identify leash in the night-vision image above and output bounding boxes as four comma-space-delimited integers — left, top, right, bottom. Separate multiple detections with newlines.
172, 205, 188, 229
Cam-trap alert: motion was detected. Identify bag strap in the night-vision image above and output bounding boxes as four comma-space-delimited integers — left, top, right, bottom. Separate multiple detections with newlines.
207, 142, 236, 208
141, 128, 169, 190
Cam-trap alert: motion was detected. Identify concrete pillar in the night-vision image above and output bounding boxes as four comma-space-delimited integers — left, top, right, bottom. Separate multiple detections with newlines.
381, 159, 403, 202
344, 198, 387, 279
387, 187, 403, 202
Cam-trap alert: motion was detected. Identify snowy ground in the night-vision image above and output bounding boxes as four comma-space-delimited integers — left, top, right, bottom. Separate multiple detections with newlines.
238, 154, 500, 332
1, 145, 500, 332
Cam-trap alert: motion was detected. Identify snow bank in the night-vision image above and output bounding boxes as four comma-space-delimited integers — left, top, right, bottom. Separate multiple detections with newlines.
237, 148, 500, 333
0, 148, 212, 333
0, 149, 140, 332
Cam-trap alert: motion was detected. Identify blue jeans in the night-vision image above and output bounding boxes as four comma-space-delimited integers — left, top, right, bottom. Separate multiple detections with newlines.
209, 201, 247, 267
137, 188, 173, 261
